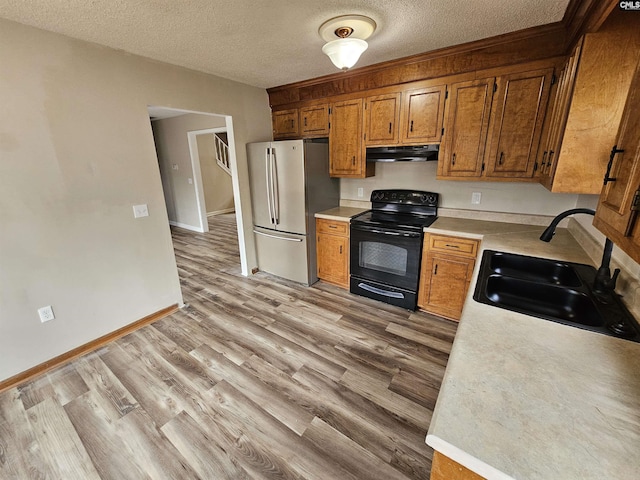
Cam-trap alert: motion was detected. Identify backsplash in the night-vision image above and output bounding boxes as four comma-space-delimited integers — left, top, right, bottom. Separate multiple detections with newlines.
340, 161, 580, 216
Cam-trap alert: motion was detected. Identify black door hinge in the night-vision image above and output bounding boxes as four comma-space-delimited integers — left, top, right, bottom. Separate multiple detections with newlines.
481, 163, 485, 172
328, 107, 331, 115
445, 90, 449, 99
441, 127, 445, 136
493, 83, 498, 93
551, 74, 557, 85
534, 162, 538, 172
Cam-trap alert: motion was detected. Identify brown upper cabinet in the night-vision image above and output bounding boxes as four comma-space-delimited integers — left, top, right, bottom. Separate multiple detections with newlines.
438, 68, 553, 181
364, 93, 401, 146
329, 98, 374, 178
438, 78, 495, 178
272, 108, 299, 139
593, 61, 640, 264
362, 87, 447, 147
537, 11, 640, 193
300, 104, 329, 137
484, 68, 553, 179
536, 41, 581, 186
400, 85, 447, 144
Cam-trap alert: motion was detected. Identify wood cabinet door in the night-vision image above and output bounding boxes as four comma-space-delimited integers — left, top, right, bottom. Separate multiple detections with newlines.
485, 68, 553, 178
300, 104, 329, 137
419, 252, 475, 320
364, 93, 401, 145
316, 233, 349, 287
538, 41, 582, 188
272, 109, 299, 138
439, 78, 495, 178
400, 85, 447, 144
430, 451, 485, 480
329, 99, 364, 177
594, 61, 640, 263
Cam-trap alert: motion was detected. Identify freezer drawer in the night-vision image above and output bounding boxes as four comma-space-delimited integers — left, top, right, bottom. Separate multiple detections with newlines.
253, 227, 311, 285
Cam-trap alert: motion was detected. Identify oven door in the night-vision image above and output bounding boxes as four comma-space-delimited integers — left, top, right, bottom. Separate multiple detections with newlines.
350, 223, 423, 291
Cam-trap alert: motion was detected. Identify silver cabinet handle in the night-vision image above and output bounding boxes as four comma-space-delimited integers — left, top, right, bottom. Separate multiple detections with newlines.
253, 230, 303, 242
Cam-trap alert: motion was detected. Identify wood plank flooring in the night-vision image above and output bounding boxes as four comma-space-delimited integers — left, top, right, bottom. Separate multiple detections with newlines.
0, 214, 458, 479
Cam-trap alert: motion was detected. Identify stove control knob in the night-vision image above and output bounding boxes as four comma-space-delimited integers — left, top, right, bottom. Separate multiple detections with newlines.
420, 194, 428, 203
391, 193, 397, 199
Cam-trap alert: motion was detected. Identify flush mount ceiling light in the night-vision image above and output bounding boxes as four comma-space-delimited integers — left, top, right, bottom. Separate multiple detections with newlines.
319, 15, 377, 71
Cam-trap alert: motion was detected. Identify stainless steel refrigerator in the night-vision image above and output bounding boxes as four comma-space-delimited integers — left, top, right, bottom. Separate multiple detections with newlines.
247, 139, 339, 285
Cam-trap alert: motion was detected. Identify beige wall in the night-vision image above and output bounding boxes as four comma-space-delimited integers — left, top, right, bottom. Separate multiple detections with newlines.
0, 19, 271, 381
341, 162, 580, 215
151, 113, 232, 229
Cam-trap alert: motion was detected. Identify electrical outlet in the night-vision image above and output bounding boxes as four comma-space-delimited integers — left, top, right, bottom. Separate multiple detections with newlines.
471, 192, 482, 205
172, 164, 179, 170
38, 305, 55, 323
357, 187, 364, 198
133, 204, 149, 218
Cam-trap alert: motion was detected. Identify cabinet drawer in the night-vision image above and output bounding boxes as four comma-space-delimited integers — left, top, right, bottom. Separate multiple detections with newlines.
317, 218, 349, 236
428, 234, 479, 258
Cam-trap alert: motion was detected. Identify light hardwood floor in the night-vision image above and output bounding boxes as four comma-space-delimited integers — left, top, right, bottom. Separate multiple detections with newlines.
0, 214, 457, 479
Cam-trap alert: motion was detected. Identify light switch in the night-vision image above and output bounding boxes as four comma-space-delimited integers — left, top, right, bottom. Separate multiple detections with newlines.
188, 178, 193, 184
357, 187, 364, 198
133, 204, 149, 218
471, 192, 482, 205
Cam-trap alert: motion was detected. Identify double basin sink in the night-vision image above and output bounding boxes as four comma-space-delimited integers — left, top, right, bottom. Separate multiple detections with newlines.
473, 250, 640, 342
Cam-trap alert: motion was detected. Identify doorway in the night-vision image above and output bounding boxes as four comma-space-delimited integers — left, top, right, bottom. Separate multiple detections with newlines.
148, 106, 250, 276
187, 127, 234, 232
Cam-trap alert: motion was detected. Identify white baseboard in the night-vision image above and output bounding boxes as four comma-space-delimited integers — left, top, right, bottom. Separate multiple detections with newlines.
207, 208, 235, 217
169, 221, 204, 233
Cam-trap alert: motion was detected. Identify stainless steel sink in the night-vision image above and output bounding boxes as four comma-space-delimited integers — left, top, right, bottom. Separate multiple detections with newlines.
489, 251, 582, 287
474, 250, 640, 341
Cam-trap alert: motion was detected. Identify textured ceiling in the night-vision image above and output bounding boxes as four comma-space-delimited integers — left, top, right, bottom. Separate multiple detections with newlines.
0, 0, 571, 88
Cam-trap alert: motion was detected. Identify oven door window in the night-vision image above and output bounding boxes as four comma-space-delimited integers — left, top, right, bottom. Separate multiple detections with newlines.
360, 241, 408, 276
350, 227, 422, 291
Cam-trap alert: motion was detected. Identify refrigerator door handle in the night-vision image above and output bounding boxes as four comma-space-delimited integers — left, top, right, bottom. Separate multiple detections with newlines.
265, 148, 275, 224
253, 230, 303, 242
271, 148, 280, 224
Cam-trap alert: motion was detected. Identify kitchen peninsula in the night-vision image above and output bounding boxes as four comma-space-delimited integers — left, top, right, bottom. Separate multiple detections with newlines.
424, 218, 640, 480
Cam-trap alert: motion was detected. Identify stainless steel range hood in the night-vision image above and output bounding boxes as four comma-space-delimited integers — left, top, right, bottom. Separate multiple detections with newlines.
366, 144, 439, 162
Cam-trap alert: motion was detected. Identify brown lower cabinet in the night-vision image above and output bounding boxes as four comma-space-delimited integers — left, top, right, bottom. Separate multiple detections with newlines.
316, 218, 349, 288
431, 451, 486, 480
418, 234, 480, 320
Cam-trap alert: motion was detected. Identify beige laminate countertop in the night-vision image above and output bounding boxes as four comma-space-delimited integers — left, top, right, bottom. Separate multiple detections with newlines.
314, 206, 369, 222
424, 217, 640, 480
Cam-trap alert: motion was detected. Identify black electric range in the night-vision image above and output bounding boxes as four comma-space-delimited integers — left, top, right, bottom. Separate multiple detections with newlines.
349, 189, 439, 310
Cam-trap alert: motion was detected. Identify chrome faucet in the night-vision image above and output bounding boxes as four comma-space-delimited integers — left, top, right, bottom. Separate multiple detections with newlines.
540, 208, 620, 296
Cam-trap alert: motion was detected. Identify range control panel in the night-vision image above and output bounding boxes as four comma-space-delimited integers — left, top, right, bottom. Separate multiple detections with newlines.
370, 189, 439, 207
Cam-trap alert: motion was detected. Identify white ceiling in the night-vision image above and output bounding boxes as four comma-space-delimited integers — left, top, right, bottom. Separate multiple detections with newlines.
0, 0, 571, 89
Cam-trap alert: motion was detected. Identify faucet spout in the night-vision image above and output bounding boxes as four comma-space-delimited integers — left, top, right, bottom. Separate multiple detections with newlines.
540, 208, 619, 296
